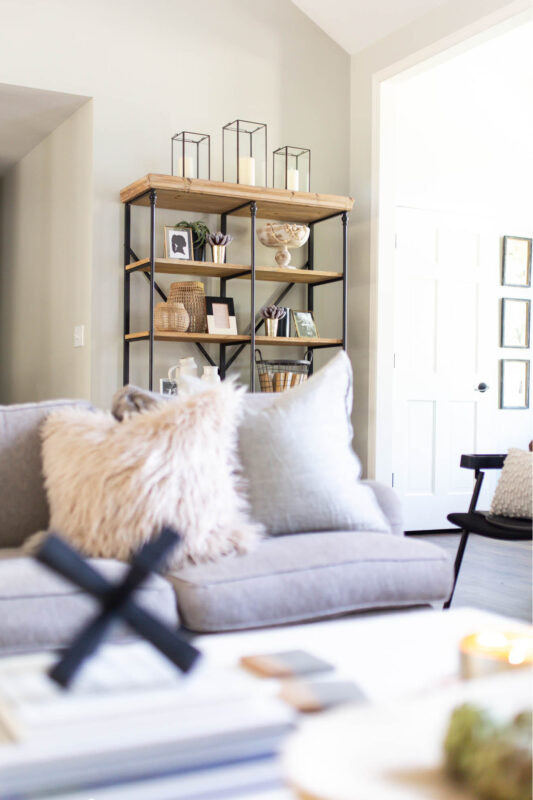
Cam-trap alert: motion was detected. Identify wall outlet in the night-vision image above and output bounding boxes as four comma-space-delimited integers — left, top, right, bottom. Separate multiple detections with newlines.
74, 325, 85, 347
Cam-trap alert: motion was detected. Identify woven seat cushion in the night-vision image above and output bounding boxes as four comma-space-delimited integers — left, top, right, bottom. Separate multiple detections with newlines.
167, 532, 453, 632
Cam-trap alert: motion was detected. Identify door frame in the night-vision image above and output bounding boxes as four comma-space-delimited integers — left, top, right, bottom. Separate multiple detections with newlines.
369, 2, 532, 485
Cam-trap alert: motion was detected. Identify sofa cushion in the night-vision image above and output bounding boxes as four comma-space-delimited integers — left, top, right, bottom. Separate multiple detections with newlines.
0, 552, 179, 656
238, 352, 390, 536
167, 533, 453, 632
0, 400, 92, 548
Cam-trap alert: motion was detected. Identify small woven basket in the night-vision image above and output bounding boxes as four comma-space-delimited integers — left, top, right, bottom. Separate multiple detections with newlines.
169, 281, 207, 333
154, 301, 190, 332
255, 349, 313, 393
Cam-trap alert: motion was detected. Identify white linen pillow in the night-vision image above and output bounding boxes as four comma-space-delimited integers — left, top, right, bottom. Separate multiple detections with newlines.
26, 381, 262, 568
238, 351, 391, 536
490, 448, 533, 519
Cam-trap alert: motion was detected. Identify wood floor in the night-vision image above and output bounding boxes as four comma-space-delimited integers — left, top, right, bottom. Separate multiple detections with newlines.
415, 532, 532, 623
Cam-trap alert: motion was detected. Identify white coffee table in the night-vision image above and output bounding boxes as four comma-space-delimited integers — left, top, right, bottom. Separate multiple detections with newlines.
196, 606, 526, 703
195, 606, 530, 800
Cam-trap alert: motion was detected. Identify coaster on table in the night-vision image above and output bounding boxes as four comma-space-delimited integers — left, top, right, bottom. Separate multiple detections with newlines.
240, 650, 333, 678
280, 679, 367, 713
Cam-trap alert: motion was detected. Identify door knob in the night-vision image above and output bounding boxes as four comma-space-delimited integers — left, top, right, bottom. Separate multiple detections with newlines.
475, 382, 489, 393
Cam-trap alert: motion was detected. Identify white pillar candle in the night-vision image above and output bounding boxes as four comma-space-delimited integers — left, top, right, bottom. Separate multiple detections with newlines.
238, 156, 255, 186
177, 156, 194, 178
287, 168, 299, 191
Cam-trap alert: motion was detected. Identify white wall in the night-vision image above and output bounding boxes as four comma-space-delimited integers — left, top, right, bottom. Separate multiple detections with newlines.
0, 101, 93, 403
349, 0, 529, 473
0, 0, 350, 407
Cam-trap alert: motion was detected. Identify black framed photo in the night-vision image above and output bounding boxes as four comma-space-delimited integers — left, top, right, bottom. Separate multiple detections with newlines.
164, 226, 193, 260
500, 298, 531, 349
159, 378, 178, 396
502, 236, 532, 287
499, 359, 530, 409
291, 310, 318, 338
205, 296, 237, 335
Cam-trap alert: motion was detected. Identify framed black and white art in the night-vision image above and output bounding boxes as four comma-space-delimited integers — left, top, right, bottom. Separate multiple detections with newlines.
499, 359, 530, 410
164, 226, 193, 260
501, 236, 532, 287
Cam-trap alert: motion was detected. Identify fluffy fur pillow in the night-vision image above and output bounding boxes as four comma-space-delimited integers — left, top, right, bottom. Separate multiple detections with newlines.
26, 382, 262, 568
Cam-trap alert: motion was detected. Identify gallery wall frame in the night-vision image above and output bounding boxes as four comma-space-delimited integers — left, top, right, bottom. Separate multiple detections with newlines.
500, 298, 531, 349
499, 358, 530, 410
501, 236, 532, 287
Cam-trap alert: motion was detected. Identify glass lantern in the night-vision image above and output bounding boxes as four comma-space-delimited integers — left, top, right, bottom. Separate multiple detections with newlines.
273, 146, 311, 193
222, 120, 267, 187
171, 131, 211, 179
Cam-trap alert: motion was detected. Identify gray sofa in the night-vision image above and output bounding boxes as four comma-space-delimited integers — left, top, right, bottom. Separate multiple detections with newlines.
0, 399, 453, 655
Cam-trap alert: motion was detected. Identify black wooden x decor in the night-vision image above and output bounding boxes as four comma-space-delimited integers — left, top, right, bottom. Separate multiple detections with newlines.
36, 527, 201, 688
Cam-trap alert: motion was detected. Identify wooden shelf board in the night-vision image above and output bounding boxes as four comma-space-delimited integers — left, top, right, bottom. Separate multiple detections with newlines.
126, 258, 249, 279
255, 336, 343, 348
126, 258, 342, 285
249, 265, 342, 284
126, 331, 250, 345
120, 175, 353, 223
125, 331, 342, 348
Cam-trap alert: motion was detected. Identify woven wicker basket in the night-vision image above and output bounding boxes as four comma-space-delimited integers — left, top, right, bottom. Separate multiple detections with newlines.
154, 301, 190, 332
169, 281, 207, 333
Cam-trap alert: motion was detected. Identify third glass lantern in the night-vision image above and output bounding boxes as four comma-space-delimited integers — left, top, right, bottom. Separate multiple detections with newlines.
273, 146, 311, 192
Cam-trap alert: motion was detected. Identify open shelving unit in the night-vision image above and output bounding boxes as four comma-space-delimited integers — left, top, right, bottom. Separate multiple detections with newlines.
120, 174, 353, 391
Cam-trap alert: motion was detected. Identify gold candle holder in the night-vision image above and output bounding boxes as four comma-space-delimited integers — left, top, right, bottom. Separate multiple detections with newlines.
459, 630, 533, 680
210, 244, 226, 264
265, 318, 279, 337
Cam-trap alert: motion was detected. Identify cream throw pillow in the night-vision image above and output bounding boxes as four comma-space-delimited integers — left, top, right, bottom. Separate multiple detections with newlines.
27, 382, 262, 568
490, 448, 533, 519
238, 351, 391, 536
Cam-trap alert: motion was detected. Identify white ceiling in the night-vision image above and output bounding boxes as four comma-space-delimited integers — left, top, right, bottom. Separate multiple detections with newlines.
0, 84, 89, 175
291, 0, 451, 54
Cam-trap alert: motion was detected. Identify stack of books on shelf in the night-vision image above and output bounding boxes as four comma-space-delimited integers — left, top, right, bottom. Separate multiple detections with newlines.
0, 642, 294, 799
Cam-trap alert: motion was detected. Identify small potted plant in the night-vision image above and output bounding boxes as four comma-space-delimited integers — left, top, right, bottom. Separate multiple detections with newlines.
261, 305, 287, 337
207, 232, 233, 264
174, 220, 210, 262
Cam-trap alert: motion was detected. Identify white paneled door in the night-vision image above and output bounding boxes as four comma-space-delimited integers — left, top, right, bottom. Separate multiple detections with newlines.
392, 207, 530, 531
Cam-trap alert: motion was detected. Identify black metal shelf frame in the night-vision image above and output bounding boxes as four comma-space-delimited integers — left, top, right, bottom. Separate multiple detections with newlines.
123, 190, 348, 391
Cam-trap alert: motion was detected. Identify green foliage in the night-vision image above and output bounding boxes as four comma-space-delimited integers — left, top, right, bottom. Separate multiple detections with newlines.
174, 220, 210, 246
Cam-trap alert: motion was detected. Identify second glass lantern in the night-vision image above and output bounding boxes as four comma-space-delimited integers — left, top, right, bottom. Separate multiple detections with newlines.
222, 120, 267, 187
273, 146, 311, 193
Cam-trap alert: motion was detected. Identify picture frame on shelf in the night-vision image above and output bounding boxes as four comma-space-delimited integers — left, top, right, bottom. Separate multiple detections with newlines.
500, 298, 531, 349
291, 310, 318, 338
164, 226, 193, 260
499, 359, 530, 409
206, 296, 238, 335
501, 236, 532, 287
159, 378, 178, 396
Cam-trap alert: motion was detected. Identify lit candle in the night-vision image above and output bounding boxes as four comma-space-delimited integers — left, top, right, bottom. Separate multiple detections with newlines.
177, 156, 194, 178
238, 156, 255, 186
460, 630, 533, 680
287, 168, 299, 191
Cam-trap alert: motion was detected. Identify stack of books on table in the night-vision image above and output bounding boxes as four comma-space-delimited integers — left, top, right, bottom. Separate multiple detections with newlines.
0, 642, 295, 799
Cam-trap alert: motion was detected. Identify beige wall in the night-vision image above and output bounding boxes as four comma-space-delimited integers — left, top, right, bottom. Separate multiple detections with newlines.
0, 101, 93, 403
0, 0, 350, 407
348, 0, 528, 473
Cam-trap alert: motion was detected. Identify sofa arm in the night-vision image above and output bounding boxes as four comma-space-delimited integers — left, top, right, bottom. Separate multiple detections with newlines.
361, 480, 404, 536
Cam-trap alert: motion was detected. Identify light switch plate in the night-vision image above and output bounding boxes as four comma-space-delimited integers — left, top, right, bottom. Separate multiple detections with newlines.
74, 325, 85, 347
